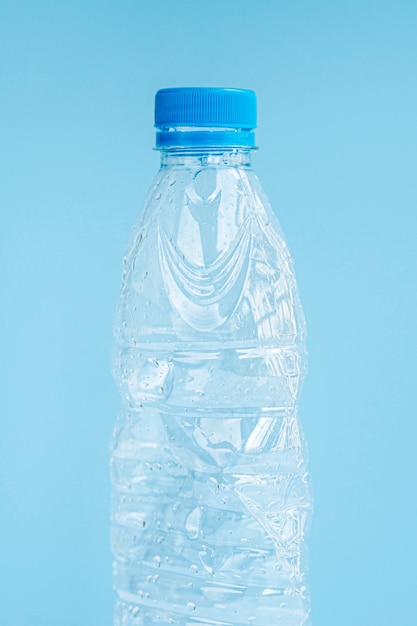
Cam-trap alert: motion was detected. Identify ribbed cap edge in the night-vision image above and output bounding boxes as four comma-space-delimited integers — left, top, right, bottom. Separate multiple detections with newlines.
155, 87, 257, 129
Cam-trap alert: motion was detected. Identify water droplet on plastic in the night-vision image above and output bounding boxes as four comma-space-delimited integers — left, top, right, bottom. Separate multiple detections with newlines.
185, 506, 201, 538
187, 602, 196, 611
209, 477, 220, 493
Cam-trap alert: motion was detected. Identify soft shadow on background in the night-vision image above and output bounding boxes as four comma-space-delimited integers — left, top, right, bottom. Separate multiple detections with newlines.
1, 2, 416, 625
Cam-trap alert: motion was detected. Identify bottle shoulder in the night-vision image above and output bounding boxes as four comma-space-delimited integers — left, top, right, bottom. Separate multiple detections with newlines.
127, 167, 291, 265
116, 166, 306, 346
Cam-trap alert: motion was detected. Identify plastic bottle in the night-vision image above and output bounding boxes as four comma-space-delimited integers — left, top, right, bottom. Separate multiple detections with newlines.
111, 87, 312, 626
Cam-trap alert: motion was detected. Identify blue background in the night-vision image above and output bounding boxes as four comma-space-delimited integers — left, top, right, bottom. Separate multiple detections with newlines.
1, 1, 416, 625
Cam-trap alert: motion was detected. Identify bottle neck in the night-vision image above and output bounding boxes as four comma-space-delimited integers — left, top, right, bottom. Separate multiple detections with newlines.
159, 148, 253, 169
156, 125, 256, 168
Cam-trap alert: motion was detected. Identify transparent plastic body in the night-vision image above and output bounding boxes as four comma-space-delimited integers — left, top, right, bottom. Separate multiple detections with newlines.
111, 148, 312, 625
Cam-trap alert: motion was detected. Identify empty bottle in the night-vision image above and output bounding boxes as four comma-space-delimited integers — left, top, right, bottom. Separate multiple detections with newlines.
111, 87, 312, 626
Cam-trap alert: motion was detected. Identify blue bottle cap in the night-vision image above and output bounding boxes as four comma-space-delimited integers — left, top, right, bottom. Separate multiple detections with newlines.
154, 87, 257, 148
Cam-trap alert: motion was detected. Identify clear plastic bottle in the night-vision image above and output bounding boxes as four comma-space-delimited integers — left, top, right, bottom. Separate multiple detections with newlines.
111, 88, 312, 626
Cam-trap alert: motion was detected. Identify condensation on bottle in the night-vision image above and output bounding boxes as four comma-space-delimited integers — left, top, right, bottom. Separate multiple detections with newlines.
111, 87, 313, 626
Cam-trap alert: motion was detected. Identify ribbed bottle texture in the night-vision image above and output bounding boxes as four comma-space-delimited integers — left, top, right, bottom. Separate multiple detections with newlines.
111, 146, 312, 625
